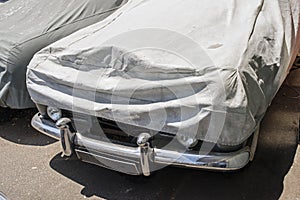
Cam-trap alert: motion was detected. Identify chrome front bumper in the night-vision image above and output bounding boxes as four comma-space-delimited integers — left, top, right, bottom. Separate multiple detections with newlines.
32, 113, 251, 176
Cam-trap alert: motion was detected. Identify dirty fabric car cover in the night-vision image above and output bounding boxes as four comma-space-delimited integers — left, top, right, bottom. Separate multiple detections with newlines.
0, 0, 127, 108
27, 0, 300, 145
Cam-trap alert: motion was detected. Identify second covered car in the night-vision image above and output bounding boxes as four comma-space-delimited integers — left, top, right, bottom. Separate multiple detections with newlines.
0, 0, 127, 108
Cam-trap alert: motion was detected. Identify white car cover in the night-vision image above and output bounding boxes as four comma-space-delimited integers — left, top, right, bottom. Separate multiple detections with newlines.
27, 0, 300, 146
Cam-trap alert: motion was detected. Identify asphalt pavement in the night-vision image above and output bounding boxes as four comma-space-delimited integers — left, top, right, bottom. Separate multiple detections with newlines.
0, 69, 299, 200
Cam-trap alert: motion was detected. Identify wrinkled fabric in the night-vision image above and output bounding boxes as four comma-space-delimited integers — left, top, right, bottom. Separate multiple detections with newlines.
0, 0, 127, 108
27, 0, 300, 145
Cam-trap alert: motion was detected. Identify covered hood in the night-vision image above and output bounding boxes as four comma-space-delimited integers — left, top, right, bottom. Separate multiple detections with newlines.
27, 0, 300, 145
0, 0, 127, 108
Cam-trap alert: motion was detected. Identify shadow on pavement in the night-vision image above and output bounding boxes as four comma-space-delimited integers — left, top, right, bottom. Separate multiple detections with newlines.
0, 108, 57, 146
49, 82, 299, 200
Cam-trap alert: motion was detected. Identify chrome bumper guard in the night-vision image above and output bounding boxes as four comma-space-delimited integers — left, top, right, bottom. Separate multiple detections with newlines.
32, 113, 251, 176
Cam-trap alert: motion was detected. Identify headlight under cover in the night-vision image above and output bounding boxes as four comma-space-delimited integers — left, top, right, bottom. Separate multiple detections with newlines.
176, 134, 198, 148
46, 106, 62, 121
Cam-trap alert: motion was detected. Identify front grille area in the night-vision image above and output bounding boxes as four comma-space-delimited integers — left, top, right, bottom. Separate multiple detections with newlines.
62, 110, 174, 149
61, 110, 245, 153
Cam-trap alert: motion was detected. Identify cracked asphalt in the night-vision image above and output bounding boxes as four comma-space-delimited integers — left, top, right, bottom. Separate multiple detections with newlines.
0, 69, 299, 200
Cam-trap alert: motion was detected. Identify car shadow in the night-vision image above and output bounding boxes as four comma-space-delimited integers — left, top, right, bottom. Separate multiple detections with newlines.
49, 82, 300, 200
0, 108, 57, 146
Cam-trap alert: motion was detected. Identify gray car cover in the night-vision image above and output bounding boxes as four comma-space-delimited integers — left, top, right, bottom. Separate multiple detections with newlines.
27, 0, 300, 145
0, 0, 127, 108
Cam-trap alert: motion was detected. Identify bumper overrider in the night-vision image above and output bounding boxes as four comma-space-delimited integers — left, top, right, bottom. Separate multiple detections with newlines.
32, 113, 253, 176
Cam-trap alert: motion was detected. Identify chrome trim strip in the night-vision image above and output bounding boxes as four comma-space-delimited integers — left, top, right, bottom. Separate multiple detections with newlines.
75, 133, 141, 159
154, 148, 250, 171
31, 113, 60, 140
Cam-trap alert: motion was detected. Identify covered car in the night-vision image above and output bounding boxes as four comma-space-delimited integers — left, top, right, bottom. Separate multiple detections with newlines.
0, 0, 127, 108
27, 0, 300, 175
